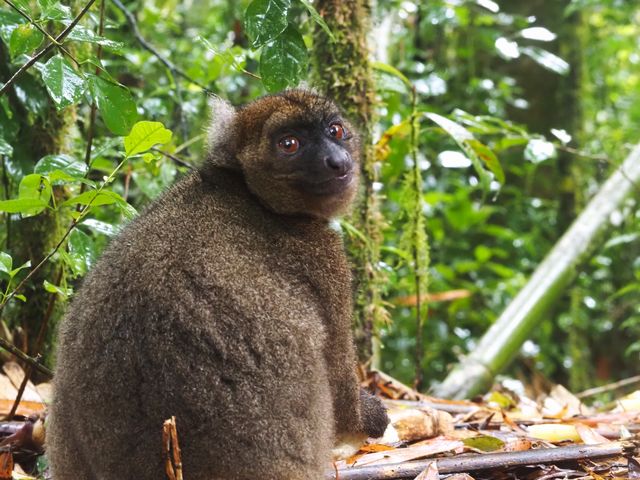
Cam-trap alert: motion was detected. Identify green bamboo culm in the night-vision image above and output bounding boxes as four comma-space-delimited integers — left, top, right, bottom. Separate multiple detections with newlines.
311, 0, 388, 361
434, 144, 640, 399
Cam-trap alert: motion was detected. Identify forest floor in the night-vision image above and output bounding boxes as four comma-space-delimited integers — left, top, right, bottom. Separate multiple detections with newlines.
0, 362, 639, 479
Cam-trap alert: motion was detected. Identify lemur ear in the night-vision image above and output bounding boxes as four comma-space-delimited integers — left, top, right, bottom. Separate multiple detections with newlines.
205, 96, 241, 170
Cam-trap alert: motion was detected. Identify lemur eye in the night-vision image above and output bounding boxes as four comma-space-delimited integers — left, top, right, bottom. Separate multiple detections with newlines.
278, 136, 300, 154
328, 123, 347, 140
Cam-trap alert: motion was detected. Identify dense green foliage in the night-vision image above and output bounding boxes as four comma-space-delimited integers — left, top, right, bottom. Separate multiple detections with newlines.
0, 0, 638, 397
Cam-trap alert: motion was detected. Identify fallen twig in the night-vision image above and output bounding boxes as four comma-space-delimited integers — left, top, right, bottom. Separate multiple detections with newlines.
329, 441, 639, 480
163, 416, 183, 480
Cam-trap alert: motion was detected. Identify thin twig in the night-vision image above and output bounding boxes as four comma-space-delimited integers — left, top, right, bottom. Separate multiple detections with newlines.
151, 147, 195, 170
577, 374, 640, 399
6, 359, 34, 420
0, 338, 52, 378
2, 0, 81, 67
110, 0, 212, 93
0, 0, 98, 96
330, 441, 640, 479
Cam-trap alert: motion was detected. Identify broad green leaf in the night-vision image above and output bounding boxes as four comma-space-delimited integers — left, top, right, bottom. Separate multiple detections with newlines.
298, 0, 334, 41
14, 294, 26, 302
63, 190, 137, 219
40, 55, 86, 109
244, 0, 291, 47
259, 26, 308, 92
124, 121, 172, 157
0, 198, 48, 214
38, 0, 72, 20
35, 154, 88, 178
44, 279, 72, 298
63, 190, 120, 207
19, 173, 52, 201
66, 25, 123, 51
0, 252, 12, 274
67, 228, 96, 276
520, 46, 570, 76
9, 24, 43, 58
89, 75, 138, 136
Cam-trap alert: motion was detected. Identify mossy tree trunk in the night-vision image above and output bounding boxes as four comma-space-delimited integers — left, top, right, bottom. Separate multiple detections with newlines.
312, 0, 386, 361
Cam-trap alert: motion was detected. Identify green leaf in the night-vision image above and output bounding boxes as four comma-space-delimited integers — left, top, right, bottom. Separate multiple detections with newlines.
35, 154, 88, 178
63, 190, 120, 207
520, 46, 570, 76
0, 10, 24, 45
124, 121, 172, 157
298, 0, 334, 41
9, 24, 43, 58
467, 139, 504, 184
0, 198, 48, 215
462, 435, 505, 452
63, 190, 137, 219
0, 252, 12, 275
38, 0, 72, 20
88, 75, 138, 136
66, 25, 123, 51
244, 0, 291, 47
67, 228, 96, 276
372, 61, 412, 89
259, 25, 308, 93
14, 294, 26, 302
40, 55, 86, 109
9, 260, 31, 278
43, 279, 72, 298
425, 112, 502, 187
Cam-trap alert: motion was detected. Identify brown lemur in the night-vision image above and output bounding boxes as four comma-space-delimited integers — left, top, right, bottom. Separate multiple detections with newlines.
47, 90, 389, 479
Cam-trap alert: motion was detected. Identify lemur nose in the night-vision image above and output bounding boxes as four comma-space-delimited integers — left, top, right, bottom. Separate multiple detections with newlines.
324, 156, 348, 175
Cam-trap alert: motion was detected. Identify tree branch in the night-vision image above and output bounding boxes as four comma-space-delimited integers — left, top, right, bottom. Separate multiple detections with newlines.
0, 0, 97, 96
110, 0, 212, 93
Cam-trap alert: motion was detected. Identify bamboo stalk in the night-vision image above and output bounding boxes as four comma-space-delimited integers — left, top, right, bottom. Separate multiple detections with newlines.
434, 144, 640, 399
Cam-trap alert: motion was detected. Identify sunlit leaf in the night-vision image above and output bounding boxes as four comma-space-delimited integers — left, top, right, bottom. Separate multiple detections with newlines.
259, 26, 308, 92
520, 46, 570, 75
524, 138, 556, 163
495, 37, 520, 60
519, 27, 556, 42
244, 0, 291, 47
124, 121, 173, 157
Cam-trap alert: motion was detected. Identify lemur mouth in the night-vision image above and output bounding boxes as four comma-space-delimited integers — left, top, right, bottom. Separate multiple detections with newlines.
300, 170, 355, 196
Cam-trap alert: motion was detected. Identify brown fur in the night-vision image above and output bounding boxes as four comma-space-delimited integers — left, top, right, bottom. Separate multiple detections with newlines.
47, 90, 388, 479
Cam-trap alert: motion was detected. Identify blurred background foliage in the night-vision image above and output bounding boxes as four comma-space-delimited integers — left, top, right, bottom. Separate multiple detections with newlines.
0, 0, 638, 397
